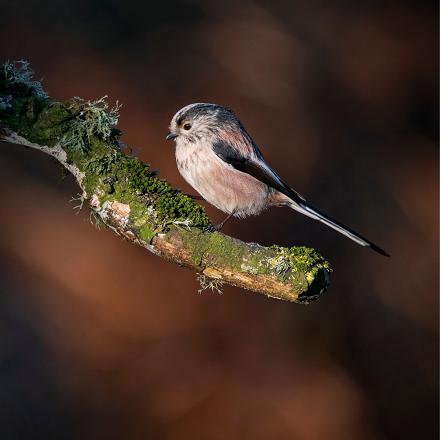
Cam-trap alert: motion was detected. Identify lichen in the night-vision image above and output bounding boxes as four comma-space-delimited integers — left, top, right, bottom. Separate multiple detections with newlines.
197, 273, 224, 294
89, 209, 105, 230
265, 245, 330, 277
1, 60, 48, 99
0, 62, 49, 140
61, 96, 120, 153
0, 94, 12, 110
70, 193, 85, 213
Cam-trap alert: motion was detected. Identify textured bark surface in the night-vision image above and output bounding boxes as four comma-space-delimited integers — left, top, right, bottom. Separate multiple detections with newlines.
0, 61, 331, 303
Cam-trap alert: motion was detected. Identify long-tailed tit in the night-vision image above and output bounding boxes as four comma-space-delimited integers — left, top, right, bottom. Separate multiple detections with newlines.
166, 103, 388, 256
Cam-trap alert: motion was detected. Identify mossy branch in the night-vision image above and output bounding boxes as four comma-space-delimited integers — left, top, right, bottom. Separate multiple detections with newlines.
0, 61, 331, 303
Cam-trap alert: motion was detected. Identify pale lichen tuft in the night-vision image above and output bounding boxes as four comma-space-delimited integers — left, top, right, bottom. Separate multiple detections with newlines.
70, 193, 85, 214
0, 94, 12, 110
2, 60, 48, 99
61, 96, 121, 152
197, 273, 224, 295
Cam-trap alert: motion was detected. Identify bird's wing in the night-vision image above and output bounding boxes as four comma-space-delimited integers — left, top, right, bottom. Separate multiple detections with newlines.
212, 139, 305, 204
212, 139, 389, 257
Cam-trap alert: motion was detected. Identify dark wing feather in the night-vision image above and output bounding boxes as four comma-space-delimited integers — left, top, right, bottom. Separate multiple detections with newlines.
212, 140, 389, 257
212, 140, 305, 204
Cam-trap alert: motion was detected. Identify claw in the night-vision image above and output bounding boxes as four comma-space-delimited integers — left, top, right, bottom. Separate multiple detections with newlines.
203, 224, 218, 233
203, 212, 235, 232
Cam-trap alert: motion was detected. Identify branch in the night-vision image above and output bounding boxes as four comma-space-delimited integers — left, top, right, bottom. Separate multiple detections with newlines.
0, 61, 331, 303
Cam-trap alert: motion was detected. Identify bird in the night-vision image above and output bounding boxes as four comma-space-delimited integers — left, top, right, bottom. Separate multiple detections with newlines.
166, 103, 389, 256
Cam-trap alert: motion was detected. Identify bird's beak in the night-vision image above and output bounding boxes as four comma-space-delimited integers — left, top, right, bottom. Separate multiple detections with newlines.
166, 132, 178, 141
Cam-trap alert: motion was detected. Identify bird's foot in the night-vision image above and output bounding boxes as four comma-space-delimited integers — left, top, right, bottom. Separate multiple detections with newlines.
205, 223, 223, 233
208, 223, 223, 232
204, 212, 235, 233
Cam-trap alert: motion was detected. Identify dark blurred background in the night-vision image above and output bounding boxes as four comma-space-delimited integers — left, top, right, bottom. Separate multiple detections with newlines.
0, 1, 438, 439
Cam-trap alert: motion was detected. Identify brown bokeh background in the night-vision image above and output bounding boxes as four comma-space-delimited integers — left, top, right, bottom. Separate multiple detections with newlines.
0, 1, 438, 439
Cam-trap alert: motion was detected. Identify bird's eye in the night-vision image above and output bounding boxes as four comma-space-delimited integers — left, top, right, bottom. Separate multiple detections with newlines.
183, 123, 192, 130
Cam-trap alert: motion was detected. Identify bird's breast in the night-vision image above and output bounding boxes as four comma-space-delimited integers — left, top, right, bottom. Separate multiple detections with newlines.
175, 141, 271, 217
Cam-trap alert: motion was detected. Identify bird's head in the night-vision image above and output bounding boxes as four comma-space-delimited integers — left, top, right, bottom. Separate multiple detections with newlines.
166, 103, 239, 144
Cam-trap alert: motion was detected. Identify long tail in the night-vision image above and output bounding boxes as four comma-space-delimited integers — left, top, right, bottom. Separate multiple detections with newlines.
287, 199, 389, 257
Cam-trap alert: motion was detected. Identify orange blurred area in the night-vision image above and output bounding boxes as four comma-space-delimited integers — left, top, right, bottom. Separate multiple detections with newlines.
0, 1, 437, 439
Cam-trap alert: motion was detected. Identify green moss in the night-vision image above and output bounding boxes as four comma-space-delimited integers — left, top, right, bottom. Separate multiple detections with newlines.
114, 156, 210, 228
179, 228, 330, 302
128, 202, 151, 226
181, 229, 330, 277
181, 230, 247, 268
182, 230, 206, 265
262, 245, 331, 302
267, 245, 330, 275
139, 224, 155, 243
27, 102, 73, 145
0, 94, 48, 140
206, 232, 247, 267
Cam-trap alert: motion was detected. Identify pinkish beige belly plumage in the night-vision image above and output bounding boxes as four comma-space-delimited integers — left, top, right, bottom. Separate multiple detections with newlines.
176, 141, 274, 218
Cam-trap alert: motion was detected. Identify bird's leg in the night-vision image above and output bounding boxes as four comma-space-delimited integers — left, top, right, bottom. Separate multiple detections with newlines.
208, 211, 235, 232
